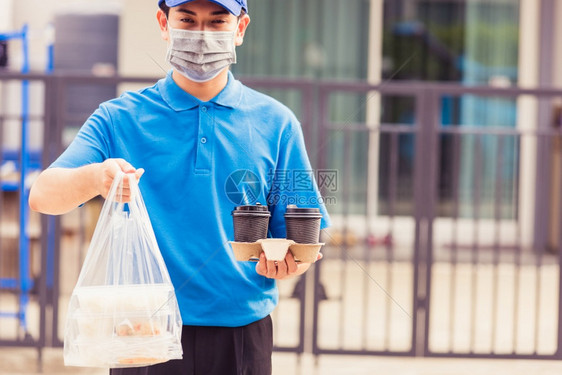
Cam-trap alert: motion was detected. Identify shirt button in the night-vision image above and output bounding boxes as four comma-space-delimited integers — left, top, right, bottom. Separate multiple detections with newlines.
201, 137, 207, 144
201, 106, 207, 112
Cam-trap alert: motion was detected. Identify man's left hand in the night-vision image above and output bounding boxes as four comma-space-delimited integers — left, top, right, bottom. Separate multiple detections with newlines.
255, 251, 300, 279
255, 251, 322, 279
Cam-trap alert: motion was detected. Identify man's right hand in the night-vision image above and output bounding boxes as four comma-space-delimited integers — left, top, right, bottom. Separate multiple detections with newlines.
29, 158, 144, 215
97, 159, 145, 201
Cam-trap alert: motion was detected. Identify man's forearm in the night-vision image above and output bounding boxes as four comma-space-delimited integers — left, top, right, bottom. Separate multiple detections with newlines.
29, 165, 101, 215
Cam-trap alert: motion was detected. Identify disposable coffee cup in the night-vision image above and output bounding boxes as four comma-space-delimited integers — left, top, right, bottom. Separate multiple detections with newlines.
284, 205, 322, 244
232, 204, 271, 242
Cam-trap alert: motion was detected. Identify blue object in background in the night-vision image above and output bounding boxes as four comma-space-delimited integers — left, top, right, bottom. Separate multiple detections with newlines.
0, 23, 54, 337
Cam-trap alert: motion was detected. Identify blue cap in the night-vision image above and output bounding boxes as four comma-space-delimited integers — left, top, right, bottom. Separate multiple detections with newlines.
158, 0, 247, 16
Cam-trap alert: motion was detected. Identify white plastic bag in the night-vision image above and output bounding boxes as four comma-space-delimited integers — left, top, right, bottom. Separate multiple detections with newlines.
64, 172, 183, 368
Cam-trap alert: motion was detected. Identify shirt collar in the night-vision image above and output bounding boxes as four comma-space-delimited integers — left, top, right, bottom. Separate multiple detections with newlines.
159, 70, 242, 111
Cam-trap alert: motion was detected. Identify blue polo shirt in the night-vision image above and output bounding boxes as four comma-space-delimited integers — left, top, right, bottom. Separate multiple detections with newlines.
51, 71, 330, 327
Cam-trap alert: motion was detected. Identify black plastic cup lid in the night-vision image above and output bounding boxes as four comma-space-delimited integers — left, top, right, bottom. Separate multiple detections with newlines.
232, 203, 271, 216
284, 205, 322, 218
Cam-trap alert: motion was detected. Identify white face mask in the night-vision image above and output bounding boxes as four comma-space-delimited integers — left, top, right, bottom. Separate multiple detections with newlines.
166, 25, 237, 82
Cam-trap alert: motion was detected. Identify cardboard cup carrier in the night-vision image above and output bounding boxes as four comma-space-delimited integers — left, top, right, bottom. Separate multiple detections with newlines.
230, 204, 324, 263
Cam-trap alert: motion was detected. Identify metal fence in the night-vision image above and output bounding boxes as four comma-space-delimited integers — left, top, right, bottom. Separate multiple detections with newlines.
1, 72, 562, 365
312, 82, 562, 360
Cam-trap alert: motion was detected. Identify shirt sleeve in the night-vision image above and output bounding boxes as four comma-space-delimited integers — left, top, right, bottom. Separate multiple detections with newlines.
49, 105, 112, 169
267, 120, 331, 238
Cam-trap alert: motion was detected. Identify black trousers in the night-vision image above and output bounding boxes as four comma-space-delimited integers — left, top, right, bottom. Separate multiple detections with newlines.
109, 315, 273, 375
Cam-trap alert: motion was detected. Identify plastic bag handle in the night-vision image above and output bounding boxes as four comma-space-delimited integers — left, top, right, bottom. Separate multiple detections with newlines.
74, 172, 126, 287
75, 171, 173, 287
93, 171, 126, 231
126, 174, 172, 284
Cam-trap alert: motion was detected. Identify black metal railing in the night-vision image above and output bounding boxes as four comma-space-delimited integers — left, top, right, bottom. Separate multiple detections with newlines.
1, 71, 562, 364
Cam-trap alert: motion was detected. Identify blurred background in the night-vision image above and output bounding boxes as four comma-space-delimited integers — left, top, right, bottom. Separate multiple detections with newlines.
2, 0, 562, 374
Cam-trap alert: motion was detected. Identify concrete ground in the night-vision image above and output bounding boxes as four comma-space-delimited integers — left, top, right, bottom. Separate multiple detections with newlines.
3, 347, 562, 375
2, 227, 562, 374
1, 256, 561, 375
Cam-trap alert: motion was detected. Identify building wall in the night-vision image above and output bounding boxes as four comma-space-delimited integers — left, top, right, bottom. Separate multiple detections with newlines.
11, 0, 61, 71
3, 0, 166, 151
2, 0, 561, 151
554, 0, 562, 87
0, 0, 13, 32
7, 0, 557, 84
7, 0, 164, 76
119, 0, 167, 78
